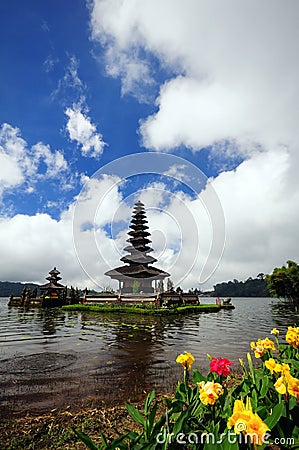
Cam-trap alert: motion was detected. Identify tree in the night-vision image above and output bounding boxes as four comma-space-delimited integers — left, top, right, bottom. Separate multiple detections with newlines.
266, 260, 299, 304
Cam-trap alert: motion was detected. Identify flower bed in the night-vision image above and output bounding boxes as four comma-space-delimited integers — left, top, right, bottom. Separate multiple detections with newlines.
76, 326, 299, 449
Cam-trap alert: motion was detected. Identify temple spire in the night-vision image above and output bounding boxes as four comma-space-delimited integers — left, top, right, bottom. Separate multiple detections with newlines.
105, 201, 170, 293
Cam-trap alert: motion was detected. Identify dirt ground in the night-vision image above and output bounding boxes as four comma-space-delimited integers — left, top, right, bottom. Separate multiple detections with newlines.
0, 395, 162, 450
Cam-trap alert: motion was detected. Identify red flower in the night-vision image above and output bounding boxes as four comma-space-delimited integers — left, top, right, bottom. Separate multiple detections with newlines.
210, 357, 233, 376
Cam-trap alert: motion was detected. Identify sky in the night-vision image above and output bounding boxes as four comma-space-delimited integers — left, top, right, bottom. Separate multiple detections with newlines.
1, 0, 299, 291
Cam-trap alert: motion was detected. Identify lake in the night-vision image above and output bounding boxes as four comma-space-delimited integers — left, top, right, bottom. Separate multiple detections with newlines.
0, 297, 298, 415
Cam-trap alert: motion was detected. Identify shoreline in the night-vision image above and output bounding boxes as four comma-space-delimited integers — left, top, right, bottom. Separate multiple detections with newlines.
1, 369, 244, 449
1, 394, 164, 449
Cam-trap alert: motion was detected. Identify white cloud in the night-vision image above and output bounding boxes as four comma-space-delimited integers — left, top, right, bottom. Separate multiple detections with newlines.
3, 163, 298, 292
204, 148, 299, 286
88, 0, 299, 287
52, 55, 106, 159
0, 123, 68, 197
0, 174, 126, 288
65, 105, 106, 158
52, 55, 85, 100
32, 142, 68, 178
90, 0, 299, 154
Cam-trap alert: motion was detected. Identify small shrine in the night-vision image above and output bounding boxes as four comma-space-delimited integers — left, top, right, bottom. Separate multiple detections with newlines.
39, 267, 67, 307
105, 201, 170, 293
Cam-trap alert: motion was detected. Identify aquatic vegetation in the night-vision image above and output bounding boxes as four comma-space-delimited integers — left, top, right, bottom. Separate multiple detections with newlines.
75, 326, 299, 449
62, 303, 221, 316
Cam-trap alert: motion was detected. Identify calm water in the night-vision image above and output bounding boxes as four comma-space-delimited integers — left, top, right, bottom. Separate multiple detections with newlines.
0, 297, 298, 414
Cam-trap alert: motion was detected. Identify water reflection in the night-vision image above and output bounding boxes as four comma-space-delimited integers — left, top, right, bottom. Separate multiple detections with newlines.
1, 297, 299, 413
270, 301, 299, 328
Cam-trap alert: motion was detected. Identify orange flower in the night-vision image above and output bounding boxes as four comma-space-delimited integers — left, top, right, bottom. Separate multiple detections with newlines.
197, 380, 223, 405
176, 351, 195, 370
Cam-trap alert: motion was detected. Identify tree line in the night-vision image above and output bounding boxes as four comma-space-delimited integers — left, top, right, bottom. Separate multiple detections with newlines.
1, 260, 299, 303
213, 274, 269, 297
0, 281, 39, 297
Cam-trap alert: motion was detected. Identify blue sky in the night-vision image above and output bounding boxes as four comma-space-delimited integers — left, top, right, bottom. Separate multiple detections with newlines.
1, 0, 299, 290
0, 0, 220, 218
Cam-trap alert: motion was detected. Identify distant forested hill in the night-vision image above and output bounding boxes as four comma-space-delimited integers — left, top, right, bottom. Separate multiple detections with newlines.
0, 281, 39, 297
213, 276, 269, 297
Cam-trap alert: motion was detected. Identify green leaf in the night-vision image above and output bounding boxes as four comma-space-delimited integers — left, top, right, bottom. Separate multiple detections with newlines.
99, 431, 107, 447
148, 402, 158, 431
215, 434, 240, 450
247, 352, 256, 384
193, 369, 205, 384
260, 375, 269, 398
264, 401, 285, 429
126, 403, 146, 426
289, 359, 299, 372
144, 390, 156, 415
251, 389, 258, 409
239, 381, 250, 396
73, 429, 101, 450
290, 396, 299, 412
175, 381, 187, 402
108, 432, 131, 449
148, 390, 156, 407
172, 410, 189, 436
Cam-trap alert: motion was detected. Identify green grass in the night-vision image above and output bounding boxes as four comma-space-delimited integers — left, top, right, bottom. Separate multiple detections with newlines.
62, 303, 221, 315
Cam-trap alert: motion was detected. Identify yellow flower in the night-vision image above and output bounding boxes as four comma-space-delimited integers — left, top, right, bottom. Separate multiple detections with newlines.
250, 339, 265, 358
197, 380, 223, 405
286, 326, 299, 349
262, 337, 276, 350
227, 398, 269, 446
176, 351, 195, 370
271, 328, 279, 336
288, 376, 299, 400
265, 358, 278, 374
274, 376, 287, 395
227, 399, 245, 429
245, 415, 270, 446
274, 369, 299, 399
250, 338, 276, 358
280, 363, 291, 375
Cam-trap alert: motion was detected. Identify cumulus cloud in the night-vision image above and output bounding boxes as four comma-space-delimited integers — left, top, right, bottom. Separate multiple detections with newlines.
88, 0, 299, 287
65, 104, 106, 158
52, 55, 106, 159
0, 123, 68, 197
2, 163, 297, 292
90, 0, 299, 154
2, 2, 299, 291
0, 174, 126, 287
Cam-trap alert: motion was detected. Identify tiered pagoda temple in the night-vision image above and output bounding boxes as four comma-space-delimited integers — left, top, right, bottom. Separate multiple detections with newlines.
39, 267, 67, 307
105, 201, 170, 293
